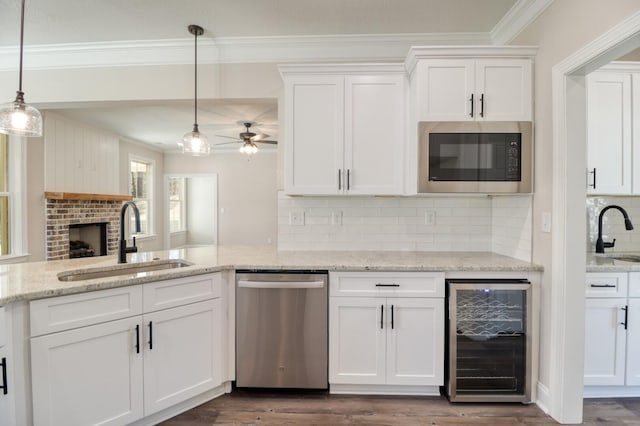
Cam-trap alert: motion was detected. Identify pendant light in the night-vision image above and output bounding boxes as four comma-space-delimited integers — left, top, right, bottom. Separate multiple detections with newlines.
0, 0, 42, 137
182, 24, 210, 156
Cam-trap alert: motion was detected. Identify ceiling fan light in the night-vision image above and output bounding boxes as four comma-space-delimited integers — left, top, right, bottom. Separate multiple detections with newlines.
182, 129, 210, 156
0, 94, 43, 137
239, 141, 258, 155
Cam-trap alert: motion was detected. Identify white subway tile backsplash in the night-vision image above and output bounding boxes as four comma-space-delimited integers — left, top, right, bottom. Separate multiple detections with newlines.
277, 192, 532, 259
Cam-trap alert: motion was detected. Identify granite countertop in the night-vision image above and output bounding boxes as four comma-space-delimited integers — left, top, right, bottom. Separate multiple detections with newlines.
586, 252, 640, 272
0, 246, 542, 304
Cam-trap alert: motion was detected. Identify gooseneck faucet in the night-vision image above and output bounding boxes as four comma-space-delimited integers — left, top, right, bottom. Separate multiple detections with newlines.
118, 201, 141, 263
596, 205, 634, 253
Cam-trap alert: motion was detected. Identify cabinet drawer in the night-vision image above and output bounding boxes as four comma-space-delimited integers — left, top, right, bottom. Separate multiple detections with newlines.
629, 272, 640, 298
30, 286, 143, 337
330, 272, 445, 298
586, 273, 628, 298
143, 273, 221, 313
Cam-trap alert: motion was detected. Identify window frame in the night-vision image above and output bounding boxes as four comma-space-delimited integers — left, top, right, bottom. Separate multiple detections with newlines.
168, 176, 187, 234
0, 134, 28, 264
128, 154, 155, 240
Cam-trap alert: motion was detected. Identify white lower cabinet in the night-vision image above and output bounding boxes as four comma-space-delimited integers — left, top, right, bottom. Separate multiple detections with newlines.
329, 272, 444, 394
584, 272, 640, 396
31, 316, 144, 426
30, 274, 223, 426
0, 306, 16, 426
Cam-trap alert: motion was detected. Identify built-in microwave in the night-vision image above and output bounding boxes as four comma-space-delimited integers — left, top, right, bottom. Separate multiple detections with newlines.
418, 121, 532, 193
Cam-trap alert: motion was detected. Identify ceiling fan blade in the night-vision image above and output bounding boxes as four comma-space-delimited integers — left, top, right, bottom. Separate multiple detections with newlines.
214, 141, 241, 146
214, 134, 241, 140
255, 140, 277, 145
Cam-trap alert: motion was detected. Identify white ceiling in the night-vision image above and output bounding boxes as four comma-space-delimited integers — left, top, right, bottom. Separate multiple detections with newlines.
0, 0, 522, 151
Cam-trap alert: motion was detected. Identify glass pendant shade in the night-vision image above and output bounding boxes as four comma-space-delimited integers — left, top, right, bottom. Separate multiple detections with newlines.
182, 125, 210, 156
0, 92, 42, 137
239, 141, 258, 155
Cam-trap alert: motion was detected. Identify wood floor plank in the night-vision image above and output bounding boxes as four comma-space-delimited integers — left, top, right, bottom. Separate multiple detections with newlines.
160, 391, 640, 425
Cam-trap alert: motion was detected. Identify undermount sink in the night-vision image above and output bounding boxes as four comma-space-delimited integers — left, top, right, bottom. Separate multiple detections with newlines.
598, 254, 640, 263
58, 259, 192, 282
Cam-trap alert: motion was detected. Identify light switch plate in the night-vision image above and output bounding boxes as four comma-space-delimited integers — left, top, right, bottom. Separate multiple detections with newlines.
425, 210, 436, 225
331, 211, 342, 225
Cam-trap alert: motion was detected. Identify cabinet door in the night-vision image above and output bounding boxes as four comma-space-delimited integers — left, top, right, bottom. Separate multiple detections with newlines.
0, 306, 15, 426
475, 59, 532, 121
584, 298, 627, 386
329, 297, 386, 385
284, 75, 344, 195
417, 59, 475, 121
587, 72, 632, 195
31, 317, 144, 426
143, 299, 222, 415
626, 298, 640, 385
386, 298, 444, 386
344, 74, 404, 195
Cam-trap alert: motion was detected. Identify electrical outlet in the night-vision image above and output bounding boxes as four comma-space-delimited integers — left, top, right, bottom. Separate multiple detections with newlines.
289, 211, 305, 226
542, 212, 551, 233
425, 210, 436, 225
331, 211, 342, 225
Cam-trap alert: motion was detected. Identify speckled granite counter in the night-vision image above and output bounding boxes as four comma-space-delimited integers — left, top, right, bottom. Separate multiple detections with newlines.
0, 246, 543, 304
587, 252, 640, 272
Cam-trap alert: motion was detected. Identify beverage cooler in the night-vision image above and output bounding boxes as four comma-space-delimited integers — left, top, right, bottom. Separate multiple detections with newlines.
446, 279, 532, 402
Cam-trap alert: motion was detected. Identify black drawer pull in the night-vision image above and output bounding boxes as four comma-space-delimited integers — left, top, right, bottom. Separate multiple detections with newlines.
135, 324, 140, 354
590, 284, 616, 288
148, 321, 153, 350
0, 357, 7, 395
375, 283, 400, 287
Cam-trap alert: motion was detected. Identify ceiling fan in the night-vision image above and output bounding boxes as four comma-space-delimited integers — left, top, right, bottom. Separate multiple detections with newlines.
215, 121, 277, 155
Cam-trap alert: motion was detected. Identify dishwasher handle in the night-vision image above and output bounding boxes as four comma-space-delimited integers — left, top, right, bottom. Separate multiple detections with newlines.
238, 280, 325, 289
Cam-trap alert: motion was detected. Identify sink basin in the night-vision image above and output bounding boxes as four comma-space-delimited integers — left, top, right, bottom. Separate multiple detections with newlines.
598, 254, 640, 263
58, 260, 192, 282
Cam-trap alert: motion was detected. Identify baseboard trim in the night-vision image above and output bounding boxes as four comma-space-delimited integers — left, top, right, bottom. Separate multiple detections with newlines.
330, 383, 441, 396
535, 382, 551, 414
583, 386, 640, 398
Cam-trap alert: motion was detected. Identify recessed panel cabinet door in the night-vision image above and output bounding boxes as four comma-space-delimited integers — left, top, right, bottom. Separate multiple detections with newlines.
329, 297, 386, 385
143, 299, 222, 415
284, 76, 344, 195
584, 298, 627, 386
587, 72, 632, 195
626, 298, 640, 385
344, 75, 405, 195
475, 59, 532, 121
31, 317, 144, 426
417, 59, 475, 121
385, 298, 444, 386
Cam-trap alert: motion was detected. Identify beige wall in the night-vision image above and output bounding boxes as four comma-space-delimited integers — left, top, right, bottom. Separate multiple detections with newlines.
511, 0, 640, 393
26, 137, 46, 262
164, 152, 278, 246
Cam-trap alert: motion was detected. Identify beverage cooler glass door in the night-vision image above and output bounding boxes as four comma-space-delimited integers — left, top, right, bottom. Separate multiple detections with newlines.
447, 281, 531, 402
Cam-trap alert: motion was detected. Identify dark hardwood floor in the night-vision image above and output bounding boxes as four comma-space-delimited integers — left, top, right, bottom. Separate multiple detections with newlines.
160, 390, 640, 425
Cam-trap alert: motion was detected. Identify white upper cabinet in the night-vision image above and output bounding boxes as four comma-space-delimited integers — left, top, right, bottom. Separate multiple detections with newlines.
281, 65, 405, 196
586, 67, 636, 195
411, 55, 533, 122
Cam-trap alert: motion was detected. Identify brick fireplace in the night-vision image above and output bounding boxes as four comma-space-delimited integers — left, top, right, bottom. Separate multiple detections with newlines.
45, 192, 132, 261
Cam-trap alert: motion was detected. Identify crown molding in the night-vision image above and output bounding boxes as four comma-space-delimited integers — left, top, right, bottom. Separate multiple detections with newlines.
491, 0, 555, 45
0, 32, 492, 72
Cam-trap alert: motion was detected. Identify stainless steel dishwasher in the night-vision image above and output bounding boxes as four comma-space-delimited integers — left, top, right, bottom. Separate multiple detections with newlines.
235, 270, 328, 389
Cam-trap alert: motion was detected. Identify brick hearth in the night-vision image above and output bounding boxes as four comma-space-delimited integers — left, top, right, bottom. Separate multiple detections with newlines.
46, 199, 122, 261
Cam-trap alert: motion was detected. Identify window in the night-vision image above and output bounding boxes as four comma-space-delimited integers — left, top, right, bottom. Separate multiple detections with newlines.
168, 177, 187, 233
129, 157, 154, 237
0, 135, 9, 256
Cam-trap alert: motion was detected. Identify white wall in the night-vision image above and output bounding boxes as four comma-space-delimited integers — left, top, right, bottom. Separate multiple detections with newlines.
164, 152, 277, 246
511, 0, 640, 404
186, 176, 216, 246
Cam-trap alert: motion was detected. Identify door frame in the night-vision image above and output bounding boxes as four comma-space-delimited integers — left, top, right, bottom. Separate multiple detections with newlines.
550, 11, 640, 424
